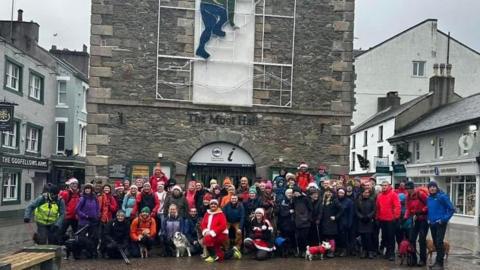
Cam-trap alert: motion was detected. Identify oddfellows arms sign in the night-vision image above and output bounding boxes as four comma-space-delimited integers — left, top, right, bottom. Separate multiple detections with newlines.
0, 153, 49, 170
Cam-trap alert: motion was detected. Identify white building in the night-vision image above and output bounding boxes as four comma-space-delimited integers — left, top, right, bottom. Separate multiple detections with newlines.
353, 19, 480, 126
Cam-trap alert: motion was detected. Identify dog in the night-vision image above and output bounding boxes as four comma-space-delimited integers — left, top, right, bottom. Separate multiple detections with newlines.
139, 244, 149, 259
426, 239, 450, 264
305, 241, 331, 261
173, 232, 192, 257
398, 239, 414, 265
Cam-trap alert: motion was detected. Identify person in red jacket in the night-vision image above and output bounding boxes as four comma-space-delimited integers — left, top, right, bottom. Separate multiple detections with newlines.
201, 199, 228, 263
58, 178, 81, 244
405, 181, 429, 266
98, 184, 118, 257
376, 181, 400, 261
131, 182, 160, 218
395, 180, 408, 196
149, 164, 169, 193
130, 206, 157, 257
296, 162, 314, 192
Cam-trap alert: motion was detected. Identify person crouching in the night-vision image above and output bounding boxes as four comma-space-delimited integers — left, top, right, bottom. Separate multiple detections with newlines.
201, 199, 228, 263
104, 210, 130, 259
130, 207, 157, 257
244, 208, 275, 260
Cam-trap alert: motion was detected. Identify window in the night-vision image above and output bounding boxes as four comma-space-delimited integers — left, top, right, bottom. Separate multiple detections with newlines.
5, 60, 23, 93
378, 125, 384, 142
56, 122, 66, 153
28, 71, 44, 103
413, 61, 426, 77
363, 149, 368, 169
57, 81, 67, 105
447, 176, 476, 216
26, 124, 42, 154
351, 152, 355, 171
1, 121, 19, 150
79, 125, 86, 156
437, 137, 444, 158
363, 130, 368, 146
377, 146, 384, 157
2, 171, 20, 203
82, 86, 88, 112
414, 141, 420, 161
351, 134, 356, 149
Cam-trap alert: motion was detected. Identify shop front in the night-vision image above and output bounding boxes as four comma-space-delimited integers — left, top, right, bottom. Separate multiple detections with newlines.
407, 159, 480, 226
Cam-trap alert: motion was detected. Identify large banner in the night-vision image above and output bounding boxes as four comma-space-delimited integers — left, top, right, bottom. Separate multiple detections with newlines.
0, 103, 14, 132
193, 0, 255, 106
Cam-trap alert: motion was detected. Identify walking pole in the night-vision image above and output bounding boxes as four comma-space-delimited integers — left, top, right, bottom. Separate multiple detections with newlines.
118, 247, 131, 265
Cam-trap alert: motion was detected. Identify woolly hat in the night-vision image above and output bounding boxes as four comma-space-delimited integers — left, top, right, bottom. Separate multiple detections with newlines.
405, 181, 415, 190
129, 184, 138, 190
427, 181, 438, 189
307, 182, 319, 190
249, 186, 257, 194
114, 180, 124, 191
285, 188, 293, 196
203, 192, 213, 202
223, 178, 232, 186
298, 162, 308, 169
83, 183, 94, 190
172, 185, 182, 192
66, 178, 79, 185
209, 199, 219, 205
285, 173, 296, 180
141, 207, 150, 214
265, 181, 273, 189
210, 179, 218, 186
255, 208, 265, 216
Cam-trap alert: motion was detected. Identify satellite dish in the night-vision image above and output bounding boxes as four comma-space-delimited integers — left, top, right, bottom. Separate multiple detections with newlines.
458, 134, 474, 151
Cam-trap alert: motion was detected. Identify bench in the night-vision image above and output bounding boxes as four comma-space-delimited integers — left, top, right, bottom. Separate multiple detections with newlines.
0, 245, 61, 270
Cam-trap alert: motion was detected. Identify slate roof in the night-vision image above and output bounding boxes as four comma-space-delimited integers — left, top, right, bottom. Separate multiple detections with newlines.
351, 94, 430, 134
390, 93, 480, 140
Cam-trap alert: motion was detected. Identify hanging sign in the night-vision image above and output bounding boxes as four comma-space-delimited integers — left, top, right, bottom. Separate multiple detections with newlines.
0, 103, 14, 132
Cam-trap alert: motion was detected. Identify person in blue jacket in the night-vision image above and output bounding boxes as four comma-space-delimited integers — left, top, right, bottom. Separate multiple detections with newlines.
337, 187, 354, 257
426, 181, 454, 270
223, 194, 245, 259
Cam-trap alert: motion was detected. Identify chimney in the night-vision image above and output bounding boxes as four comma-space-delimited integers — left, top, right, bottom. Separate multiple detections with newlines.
429, 63, 456, 108
17, 9, 23, 22
82, 44, 87, 53
377, 91, 400, 112
51, 45, 57, 51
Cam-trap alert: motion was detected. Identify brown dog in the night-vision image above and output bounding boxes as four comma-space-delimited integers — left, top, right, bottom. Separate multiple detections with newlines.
426, 239, 450, 264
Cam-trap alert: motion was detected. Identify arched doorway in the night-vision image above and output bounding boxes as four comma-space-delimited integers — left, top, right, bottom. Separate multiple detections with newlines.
186, 142, 256, 186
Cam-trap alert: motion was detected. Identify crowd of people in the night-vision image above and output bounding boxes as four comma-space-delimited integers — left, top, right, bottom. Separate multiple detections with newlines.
23, 163, 455, 270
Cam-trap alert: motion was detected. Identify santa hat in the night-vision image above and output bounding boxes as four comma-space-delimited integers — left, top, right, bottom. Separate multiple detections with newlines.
209, 199, 219, 205
285, 173, 296, 180
307, 182, 319, 190
172, 185, 182, 192
298, 162, 308, 169
158, 181, 165, 187
255, 208, 265, 216
203, 192, 213, 202
114, 180, 124, 191
66, 178, 79, 185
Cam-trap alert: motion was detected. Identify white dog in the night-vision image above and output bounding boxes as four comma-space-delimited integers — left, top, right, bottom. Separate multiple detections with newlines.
173, 232, 192, 257
305, 241, 332, 261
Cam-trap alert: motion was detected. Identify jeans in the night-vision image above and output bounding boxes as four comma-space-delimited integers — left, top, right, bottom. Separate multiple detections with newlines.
430, 222, 447, 266
36, 223, 59, 245
410, 219, 429, 262
295, 227, 309, 253
379, 221, 395, 257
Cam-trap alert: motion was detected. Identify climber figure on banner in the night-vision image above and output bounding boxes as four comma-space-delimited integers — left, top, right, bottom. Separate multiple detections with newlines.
196, 0, 237, 59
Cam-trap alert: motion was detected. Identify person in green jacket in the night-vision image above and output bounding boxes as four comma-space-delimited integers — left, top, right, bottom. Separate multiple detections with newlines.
196, 0, 236, 59
24, 183, 65, 245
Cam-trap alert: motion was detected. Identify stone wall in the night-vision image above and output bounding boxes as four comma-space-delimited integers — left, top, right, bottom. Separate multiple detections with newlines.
88, 0, 354, 181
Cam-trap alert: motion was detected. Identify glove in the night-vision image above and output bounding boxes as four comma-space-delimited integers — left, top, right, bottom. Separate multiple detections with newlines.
330, 216, 335, 221
261, 225, 267, 230
209, 231, 216, 237
289, 209, 294, 214
24, 218, 30, 223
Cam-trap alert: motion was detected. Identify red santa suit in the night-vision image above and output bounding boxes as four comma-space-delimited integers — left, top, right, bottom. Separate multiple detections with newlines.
149, 171, 169, 193
201, 207, 228, 260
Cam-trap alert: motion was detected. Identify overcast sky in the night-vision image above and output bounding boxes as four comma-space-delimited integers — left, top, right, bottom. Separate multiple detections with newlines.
0, 0, 479, 52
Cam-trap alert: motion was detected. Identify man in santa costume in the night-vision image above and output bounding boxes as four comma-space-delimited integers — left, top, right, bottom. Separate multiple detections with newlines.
201, 199, 228, 262
296, 162, 314, 192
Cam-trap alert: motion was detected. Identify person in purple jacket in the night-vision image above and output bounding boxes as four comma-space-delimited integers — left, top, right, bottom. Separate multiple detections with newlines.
74, 183, 100, 258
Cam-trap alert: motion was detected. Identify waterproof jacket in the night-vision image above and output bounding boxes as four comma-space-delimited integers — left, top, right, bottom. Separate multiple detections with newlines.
376, 187, 401, 222
277, 198, 295, 232
132, 190, 160, 218
122, 193, 137, 218
320, 198, 344, 236
292, 194, 313, 229
223, 202, 245, 229
405, 189, 429, 222
149, 174, 169, 193
104, 218, 130, 248
338, 197, 354, 229
296, 172, 314, 192
355, 196, 376, 233
130, 216, 157, 241
243, 197, 260, 220
160, 214, 187, 240
163, 193, 188, 218
24, 194, 65, 227
76, 194, 100, 226
59, 189, 80, 220
427, 191, 455, 224
98, 193, 118, 223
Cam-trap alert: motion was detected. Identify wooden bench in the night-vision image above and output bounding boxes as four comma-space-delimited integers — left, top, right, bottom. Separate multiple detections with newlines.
0, 245, 61, 270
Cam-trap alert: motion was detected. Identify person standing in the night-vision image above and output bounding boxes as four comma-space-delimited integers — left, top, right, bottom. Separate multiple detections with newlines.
58, 178, 81, 244
201, 199, 229, 263
375, 181, 400, 261
74, 183, 100, 259
24, 184, 65, 245
132, 182, 160, 218
355, 188, 376, 259
320, 187, 344, 258
276, 188, 295, 257
98, 184, 118, 256
150, 164, 169, 193
405, 181, 429, 266
337, 188, 353, 257
426, 181, 454, 270
296, 162, 314, 192
292, 186, 312, 257
164, 185, 188, 218
122, 185, 138, 220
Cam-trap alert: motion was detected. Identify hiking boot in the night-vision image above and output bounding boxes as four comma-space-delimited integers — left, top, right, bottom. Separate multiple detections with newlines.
326, 251, 335, 258
417, 260, 426, 267
233, 247, 242, 259
360, 251, 367, 259
430, 263, 444, 270
388, 254, 395, 261
338, 249, 347, 257
368, 251, 376, 259
205, 256, 216, 263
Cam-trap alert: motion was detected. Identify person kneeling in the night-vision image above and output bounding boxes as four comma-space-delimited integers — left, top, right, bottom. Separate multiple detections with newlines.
104, 210, 131, 259
244, 208, 275, 260
130, 207, 157, 258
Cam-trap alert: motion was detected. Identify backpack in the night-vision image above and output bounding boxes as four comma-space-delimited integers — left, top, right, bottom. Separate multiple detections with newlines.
34, 198, 60, 225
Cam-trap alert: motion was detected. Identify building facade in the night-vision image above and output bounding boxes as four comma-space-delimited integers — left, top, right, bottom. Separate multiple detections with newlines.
87, 0, 355, 185
353, 19, 480, 126
0, 11, 89, 216
390, 93, 480, 226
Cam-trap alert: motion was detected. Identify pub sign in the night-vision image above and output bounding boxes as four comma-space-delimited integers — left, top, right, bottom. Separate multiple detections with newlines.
0, 103, 14, 132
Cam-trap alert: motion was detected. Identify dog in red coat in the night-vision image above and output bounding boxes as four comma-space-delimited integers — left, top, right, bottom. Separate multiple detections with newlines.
399, 239, 413, 265
305, 241, 331, 261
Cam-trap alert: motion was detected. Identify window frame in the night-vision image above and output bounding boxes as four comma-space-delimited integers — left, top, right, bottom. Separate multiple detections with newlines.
57, 80, 67, 106
363, 130, 368, 146
25, 122, 43, 156
79, 125, 87, 157
1, 169, 22, 205
363, 149, 368, 170
351, 151, 356, 171
28, 69, 45, 104
1, 119, 20, 153
351, 134, 356, 149
378, 125, 384, 142
377, 146, 384, 158
414, 141, 420, 161
412, 61, 426, 77
447, 176, 476, 216
56, 122, 66, 154
3, 56, 23, 96
438, 137, 444, 158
